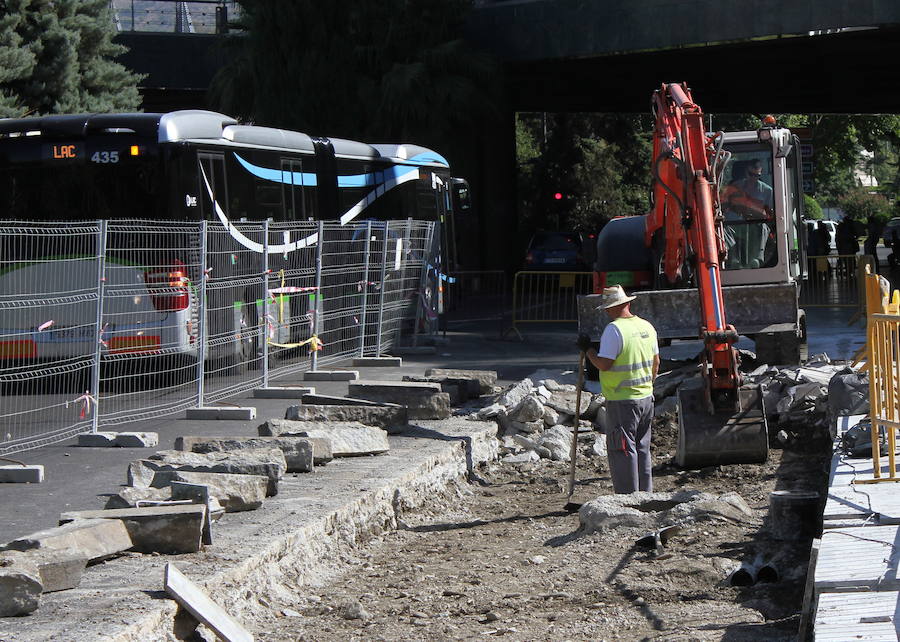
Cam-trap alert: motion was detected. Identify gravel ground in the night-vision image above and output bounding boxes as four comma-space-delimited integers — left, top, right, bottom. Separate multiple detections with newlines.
243, 412, 832, 641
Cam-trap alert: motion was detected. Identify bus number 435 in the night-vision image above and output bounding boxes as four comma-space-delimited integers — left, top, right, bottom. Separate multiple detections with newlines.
91, 151, 119, 164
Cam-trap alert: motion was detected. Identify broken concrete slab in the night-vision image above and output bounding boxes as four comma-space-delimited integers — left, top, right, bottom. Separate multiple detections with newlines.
475, 403, 504, 420
59, 505, 206, 554
175, 436, 314, 473
185, 407, 257, 420
545, 389, 592, 417
347, 381, 451, 419
77, 432, 118, 447
538, 425, 573, 462
104, 486, 172, 509
1, 518, 133, 563
258, 420, 389, 457
0, 553, 41, 616
0, 464, 44, 484
129, 448, 286, 496
425, 368, 497, 395
148, 471, 267, 513
579, 490, 754, 534
114, 432, 159, 448
299, 393, 386, 406
498, 378, 534, 410
508, 395, 544, 423
252, 386, 314, 399
282, 402, 408, 433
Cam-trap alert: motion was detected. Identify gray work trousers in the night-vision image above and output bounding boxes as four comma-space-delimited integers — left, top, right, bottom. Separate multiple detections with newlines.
605, 396, 654, 494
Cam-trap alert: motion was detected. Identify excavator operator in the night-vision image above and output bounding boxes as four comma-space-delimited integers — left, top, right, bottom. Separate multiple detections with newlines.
722, 159, 775, 269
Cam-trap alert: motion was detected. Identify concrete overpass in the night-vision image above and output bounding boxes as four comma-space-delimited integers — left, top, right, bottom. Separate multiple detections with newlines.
465, 0, 900, 113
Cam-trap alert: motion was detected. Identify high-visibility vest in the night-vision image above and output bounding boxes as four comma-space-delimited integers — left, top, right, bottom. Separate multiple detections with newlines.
599, 316, 657, 401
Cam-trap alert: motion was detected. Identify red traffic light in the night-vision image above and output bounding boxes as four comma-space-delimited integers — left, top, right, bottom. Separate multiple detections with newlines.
554, 192, 563, 200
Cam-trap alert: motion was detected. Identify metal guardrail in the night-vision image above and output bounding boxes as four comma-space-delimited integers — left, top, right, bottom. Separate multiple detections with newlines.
857, 265, 900, 484
0, 219, 436, 455
507, 270, 593, 338
442, 270, 507, 322
800, 254, 875, 308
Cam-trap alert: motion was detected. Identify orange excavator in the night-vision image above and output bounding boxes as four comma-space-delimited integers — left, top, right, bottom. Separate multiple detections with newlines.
580, 82, 801, 468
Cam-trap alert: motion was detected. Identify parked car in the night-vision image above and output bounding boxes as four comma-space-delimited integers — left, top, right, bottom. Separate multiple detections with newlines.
882, 217, 900, 246
523, 231, 585, 270
803, 219, 837, 255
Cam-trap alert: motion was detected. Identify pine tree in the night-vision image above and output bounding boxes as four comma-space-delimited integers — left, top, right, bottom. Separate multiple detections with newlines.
0, 0, 141, 116
0, 0, 35, 116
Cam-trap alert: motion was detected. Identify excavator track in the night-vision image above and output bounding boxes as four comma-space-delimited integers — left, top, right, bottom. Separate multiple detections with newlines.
675, 379, 768, 469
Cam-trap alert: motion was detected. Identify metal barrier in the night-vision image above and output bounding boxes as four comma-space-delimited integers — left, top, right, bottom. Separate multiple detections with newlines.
507, 271, 593, 338
857, 265, 900, 484
799, 254, 875, 308
443, 270, 508, 322
0, 219, 436, 455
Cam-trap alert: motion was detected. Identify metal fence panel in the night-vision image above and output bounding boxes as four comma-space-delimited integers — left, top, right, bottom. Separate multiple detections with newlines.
509, 271, 594, 337
0, 218, 438, 455
0, 223, 101, 454
99, 222, 202, 424
799, 254, 874, 308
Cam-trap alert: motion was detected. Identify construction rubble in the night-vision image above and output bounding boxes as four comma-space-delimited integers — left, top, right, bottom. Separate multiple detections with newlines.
0, 353, 868, 638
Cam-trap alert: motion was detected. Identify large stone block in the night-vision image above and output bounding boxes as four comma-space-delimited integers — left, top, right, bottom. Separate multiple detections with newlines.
1, 518, 133, 563
347, 381, 451, 419
0, 549, 87, 593
402, 376, 475, 403
0, 464, 44, 483
175, 436, 314, 473
149, 471, 267, 512
129, 448, 286, 496
113, 432, 159, 448
282, 402, 408, 432
0, 553, 41, 616
59, 505, 206, 554
424, 368, 497, 395
257, 420, 389, 456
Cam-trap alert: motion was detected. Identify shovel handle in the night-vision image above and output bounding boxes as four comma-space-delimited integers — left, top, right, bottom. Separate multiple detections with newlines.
567, 351, 585, 499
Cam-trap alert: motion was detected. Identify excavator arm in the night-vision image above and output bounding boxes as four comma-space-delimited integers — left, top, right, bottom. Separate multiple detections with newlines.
645, 82, 741, 402
642, 83, 768, 468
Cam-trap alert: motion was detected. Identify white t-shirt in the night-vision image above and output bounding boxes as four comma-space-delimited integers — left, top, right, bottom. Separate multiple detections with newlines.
598, 320, 660, 360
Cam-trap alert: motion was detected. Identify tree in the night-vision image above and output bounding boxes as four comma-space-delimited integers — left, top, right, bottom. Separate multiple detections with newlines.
0, 0, 141, 117
804, 194, 823, 220
837, 188, 892, 224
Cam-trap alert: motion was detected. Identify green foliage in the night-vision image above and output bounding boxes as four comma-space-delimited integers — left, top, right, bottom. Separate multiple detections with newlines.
0, 0, 141, 116
803, 194, 823, 220
212, 0, 498, 153
837, 188, 892, 224
514, 112, 651, 235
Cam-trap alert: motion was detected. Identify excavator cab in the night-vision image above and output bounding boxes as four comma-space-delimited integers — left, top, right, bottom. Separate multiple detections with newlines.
579, 89, 808, 469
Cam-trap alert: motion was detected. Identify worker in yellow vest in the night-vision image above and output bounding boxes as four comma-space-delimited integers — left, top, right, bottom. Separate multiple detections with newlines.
578, 285, 659, 493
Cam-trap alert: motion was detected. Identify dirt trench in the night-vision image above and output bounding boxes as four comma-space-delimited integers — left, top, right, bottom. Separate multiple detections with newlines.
237, 414, 831, 641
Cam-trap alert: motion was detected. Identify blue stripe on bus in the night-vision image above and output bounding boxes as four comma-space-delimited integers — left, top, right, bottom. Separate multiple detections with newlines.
233, 153, 434, 188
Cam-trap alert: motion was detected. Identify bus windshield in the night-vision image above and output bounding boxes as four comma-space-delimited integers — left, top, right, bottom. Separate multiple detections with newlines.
0, 162, 162, 221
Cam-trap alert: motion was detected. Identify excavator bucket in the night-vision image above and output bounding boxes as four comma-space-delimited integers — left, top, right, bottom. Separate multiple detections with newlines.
675, 380, 768, 469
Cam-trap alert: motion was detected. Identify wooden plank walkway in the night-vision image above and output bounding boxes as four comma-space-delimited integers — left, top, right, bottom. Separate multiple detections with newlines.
815, 591, 900, 641
813, 415, 900, 638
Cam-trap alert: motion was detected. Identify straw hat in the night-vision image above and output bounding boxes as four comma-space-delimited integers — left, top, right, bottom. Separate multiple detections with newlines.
599, 284, 636, 309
